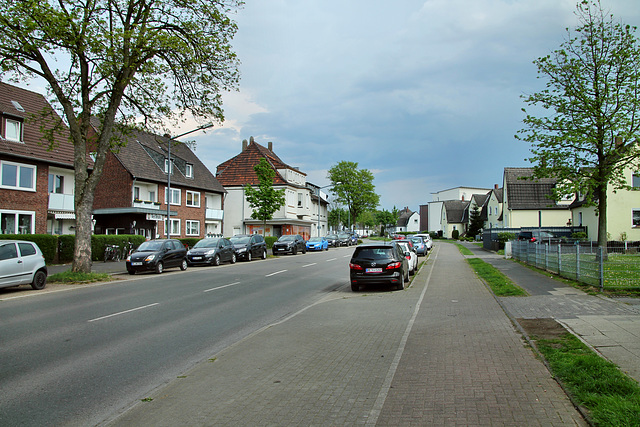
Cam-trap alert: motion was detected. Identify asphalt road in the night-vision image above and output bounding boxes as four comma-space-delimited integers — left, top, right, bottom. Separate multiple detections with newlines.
0, 248, 352, 426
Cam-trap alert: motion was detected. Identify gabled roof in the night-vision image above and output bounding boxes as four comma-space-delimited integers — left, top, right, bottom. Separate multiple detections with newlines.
216, 138, 301, 186
492, 187, 503, 203
90, 117, 224, 194
504, 167, 565, 210
443, 200, 470, 223
396, 207, 415, 227
0, 82, 88, 168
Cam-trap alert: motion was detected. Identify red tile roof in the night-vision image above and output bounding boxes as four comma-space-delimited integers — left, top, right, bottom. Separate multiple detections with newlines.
216, 139, 303, 186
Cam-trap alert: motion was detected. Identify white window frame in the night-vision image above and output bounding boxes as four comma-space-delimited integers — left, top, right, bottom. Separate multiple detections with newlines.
633, 174, 640, 189
186, 190, 200, 207
1, 161, 36, 191
165, 188, 181, 206
5, 118, 23, 142
186, 164, 194, 178
165, 218, 181, 236
186, 220, 200, 236
633, 209, 640, 228
0, 210, 35, 234
164, 159, 174, 174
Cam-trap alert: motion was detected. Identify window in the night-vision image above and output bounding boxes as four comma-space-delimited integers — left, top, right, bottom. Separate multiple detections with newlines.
0, 242, 18, 261
186, 220, 200, 236
186, 190, 200, 207
1, 211, 34, 234
48, 174, 64, 194
133, 186, 141, 200
1, 161, 36, 191
149, 191, 156, 203
633, 174, 640, 189
186, 164, 194, 178
167, 218, 180, 236
298, 193, 303, 207
633, 210, 640, 227
5, 118, 23, 142
165, 188, 181, 205
164, 159, 174, 174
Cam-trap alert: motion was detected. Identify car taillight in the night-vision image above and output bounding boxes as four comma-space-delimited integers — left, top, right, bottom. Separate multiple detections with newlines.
530, 237, 536, 242
349, 263, 364, 270
386, 262, 402, 270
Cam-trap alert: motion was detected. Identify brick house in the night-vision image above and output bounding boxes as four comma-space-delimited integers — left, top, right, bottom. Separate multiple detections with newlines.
0, 82, 86, 235
216, 137, 328, 238
91, 118, 226, 239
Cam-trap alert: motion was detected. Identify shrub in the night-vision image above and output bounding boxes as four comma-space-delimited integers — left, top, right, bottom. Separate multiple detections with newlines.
265, 236, 278, 249
58, 234, 76, 263
179, 238, 200, 249
497, 232, 516, 243
92, 234, 146, 261
572, 231, 588, 241
0, 234, 58, 263
451, 229, 459, 240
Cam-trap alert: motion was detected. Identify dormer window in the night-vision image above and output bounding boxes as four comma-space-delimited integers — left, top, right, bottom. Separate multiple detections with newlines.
164, 159, 173, 174
4, 117, 23, 142
186, 163, 194, 178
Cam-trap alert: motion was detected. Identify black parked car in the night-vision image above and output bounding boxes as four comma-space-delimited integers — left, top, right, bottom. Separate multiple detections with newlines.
272, 234, 307, 255
325, 234, 339, 247
229, 234, 267, 261
336, 232, 352, 247
349, 242, 409, 291
187, 237, 237, 266
126, 239, 188, 274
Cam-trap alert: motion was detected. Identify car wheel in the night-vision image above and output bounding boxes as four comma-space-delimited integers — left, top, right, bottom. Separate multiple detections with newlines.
302, 246, 306, 254
180, 259, 188, 271
404, 269, 409, 283
155, 261, 164, 274
31, 270, 47, 290
247, 251, 252, 262
261, 249, 267, 260
213, 254, 221, 266
231, 253, 237, 264
128, 269, 136, 275
351, 283, 359, 292
397, 280, 405, 291
292, 247, 297, 255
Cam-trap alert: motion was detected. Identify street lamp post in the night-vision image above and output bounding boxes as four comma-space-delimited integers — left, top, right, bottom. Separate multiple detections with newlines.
165, 123, 213, 238
316, 183, 341, 236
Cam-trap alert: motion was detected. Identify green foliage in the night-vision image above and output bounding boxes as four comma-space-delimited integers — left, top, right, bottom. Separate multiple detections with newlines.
57, 234, 76, 263
467, 205, 484, 238
0, 234, 57, 263
48, 271, 113, 284
244, 158, 286, 231
91, 235, 146, 261
572, 231, 588, 241
328, 161, 380, 227
516, 0, 640, 248
535, 333, 640, 426
467, 258, 528, 296
179, 238, 200, 249
497, 232, 516, 243
451, 229, 459, 240
265, 236, 278, 249
328, 207, 348, 229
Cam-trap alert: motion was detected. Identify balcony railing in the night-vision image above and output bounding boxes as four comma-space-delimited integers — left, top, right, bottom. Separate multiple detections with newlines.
48, 193, 74, 211
133, 200, 161, 210
206, 208, 223, 220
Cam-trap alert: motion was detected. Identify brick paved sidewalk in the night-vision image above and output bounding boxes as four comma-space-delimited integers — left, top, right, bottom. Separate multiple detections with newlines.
106, 243, 586, 426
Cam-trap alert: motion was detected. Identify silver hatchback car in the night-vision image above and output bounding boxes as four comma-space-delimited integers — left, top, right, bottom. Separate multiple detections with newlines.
0, 240, 48, 290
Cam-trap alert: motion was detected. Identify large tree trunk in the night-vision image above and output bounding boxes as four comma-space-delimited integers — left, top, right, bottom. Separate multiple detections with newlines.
72, 191, 95, 273
596, 184, 608, 261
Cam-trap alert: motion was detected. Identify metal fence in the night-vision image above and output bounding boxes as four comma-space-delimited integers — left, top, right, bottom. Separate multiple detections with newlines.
510, 240, 640, 291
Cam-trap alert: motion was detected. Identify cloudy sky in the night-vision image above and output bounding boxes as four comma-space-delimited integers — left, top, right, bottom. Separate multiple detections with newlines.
181, 0, 639, 212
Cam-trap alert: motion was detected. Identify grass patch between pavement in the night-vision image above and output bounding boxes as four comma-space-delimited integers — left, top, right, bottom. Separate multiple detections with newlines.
534, 332, 640, 426
48, 271, 114, 284
466, 258, 528, 296
455, 242, 474, 256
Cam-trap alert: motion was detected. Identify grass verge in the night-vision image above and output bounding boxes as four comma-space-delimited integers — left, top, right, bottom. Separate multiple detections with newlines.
48, 271, 114, 284
455, 243, 474, 256
534, 332, 640, 426
467, 258, 528, 296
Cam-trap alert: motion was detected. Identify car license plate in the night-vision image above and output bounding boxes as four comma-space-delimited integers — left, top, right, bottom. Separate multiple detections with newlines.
132, 262, 143, 266
366, 268, 382, 273
193, 256, 203, 260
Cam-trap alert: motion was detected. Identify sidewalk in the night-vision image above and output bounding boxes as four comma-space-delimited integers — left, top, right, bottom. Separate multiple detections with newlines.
105, 243, 586, 426
461, 241, 640, 384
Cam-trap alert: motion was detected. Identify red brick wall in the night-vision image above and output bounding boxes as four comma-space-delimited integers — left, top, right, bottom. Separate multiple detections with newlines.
158, 185, 206, 238
93, 152, 132, 209
0, 159, 49, 234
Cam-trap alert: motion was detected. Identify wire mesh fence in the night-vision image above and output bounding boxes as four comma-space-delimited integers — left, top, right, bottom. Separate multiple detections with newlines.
511, 241, 640, 290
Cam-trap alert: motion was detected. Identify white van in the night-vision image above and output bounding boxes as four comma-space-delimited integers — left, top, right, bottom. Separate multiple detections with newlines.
0, 240, 48, 290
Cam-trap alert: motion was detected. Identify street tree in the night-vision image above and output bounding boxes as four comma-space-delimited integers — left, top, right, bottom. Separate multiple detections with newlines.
328, 207, 347, 230
467, 204, 484, 239
376, 208, 399, 237
327, 161, 380, 229
0, 0, 242, 272
244, 158, 286, 235
517, 0, 640, 252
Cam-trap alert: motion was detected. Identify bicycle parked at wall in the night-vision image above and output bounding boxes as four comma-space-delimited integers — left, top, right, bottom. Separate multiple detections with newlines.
121, 241, 134, 259
104, 244, 120, 262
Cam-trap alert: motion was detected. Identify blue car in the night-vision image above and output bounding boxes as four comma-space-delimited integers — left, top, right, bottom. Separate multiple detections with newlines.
409, 236, 427, 256
306, 237, 329, 251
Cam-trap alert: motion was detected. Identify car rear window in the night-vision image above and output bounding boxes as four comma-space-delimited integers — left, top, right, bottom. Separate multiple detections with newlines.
354, 248, 393, 259
18, 242, 36, 256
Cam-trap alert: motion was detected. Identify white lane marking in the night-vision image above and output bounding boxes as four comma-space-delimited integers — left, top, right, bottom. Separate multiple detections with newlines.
204, 282, 241, 293
266, 270, 287, 277
302, 263, 317, 268
325, 258, 337, 262
88, 303, 160, 322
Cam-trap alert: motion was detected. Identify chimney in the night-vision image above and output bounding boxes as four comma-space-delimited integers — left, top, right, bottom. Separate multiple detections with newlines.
494, 184, 499, 190
242, 139, 248, 151
268, 141, 273, 152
